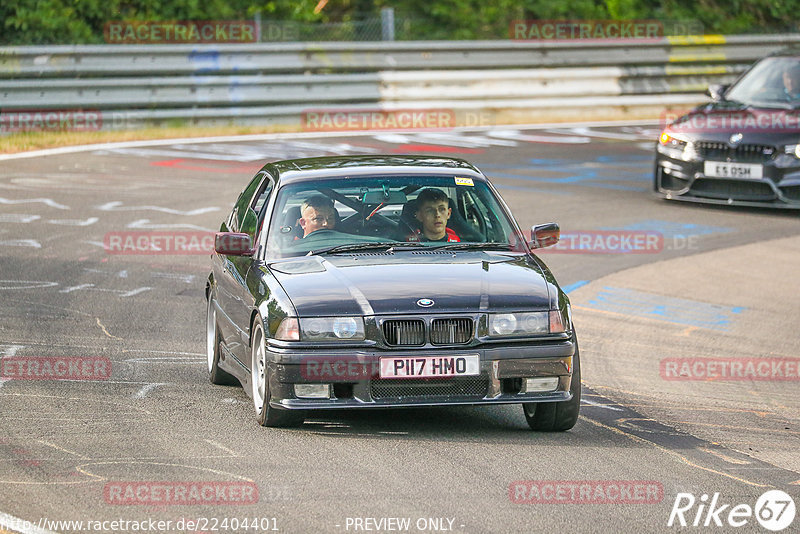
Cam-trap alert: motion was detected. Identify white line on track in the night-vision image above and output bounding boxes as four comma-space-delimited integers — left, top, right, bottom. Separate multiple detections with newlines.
0, 215, 40, 223
151, 272, 195, 284
0, 345, 24, 357
126, 219, 215, 232
45, 217, 98, 226
36, 440, 90, 460
0, 345, 24, 391
0, 197, 69, 209
0, 119, 660, 161
581, 399, 624, 411
204, 439, 237, 456
133, 383, 165, 399
97, 201, 219, 216
120, 349, 204, 356
487, 129, 591, 144
0, 240, 41, 248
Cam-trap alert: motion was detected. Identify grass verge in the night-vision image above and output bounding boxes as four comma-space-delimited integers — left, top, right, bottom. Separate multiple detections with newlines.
0, 124, 302, 154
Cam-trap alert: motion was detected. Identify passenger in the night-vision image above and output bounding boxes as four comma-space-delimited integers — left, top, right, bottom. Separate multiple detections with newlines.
407, 188, 460, 243
298, 195, 336, 238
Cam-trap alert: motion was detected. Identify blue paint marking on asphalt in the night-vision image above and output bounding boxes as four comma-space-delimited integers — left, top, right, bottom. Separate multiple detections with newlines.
584, 286, 744, 331
562, 280, 590, 294
479, 154, 651, 192
529, 158, 567, 165
595, 154, 653, 163
489, 170, 645, 192
606, 220, 735, 238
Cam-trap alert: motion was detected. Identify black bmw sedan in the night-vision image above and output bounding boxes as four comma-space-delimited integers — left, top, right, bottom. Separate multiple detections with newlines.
206, 155, 579, 431
655, 49, 800, 208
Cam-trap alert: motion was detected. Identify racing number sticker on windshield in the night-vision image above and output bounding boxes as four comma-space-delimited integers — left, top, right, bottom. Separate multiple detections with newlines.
454, 177, 474, 186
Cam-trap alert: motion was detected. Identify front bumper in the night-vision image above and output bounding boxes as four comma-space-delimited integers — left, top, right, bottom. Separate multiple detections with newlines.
654, 144, 800, 209
264, 340, 575, 410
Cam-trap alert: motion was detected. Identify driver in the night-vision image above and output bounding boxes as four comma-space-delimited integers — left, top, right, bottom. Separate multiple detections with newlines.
298, 195, 336, 238
407, 188, 460, 243
784, 64, 800, 101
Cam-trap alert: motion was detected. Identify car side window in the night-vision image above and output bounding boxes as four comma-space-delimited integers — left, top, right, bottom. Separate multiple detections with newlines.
232, 171, 268, 234
460, 188, 510, 242
226, 206, 238, 233
251, 179, 274, 215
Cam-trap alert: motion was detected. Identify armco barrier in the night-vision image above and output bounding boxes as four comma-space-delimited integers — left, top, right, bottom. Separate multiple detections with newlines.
1, 34, 799, 129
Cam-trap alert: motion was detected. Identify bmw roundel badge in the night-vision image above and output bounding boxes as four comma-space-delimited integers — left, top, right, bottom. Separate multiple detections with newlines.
416, 298, 434, 307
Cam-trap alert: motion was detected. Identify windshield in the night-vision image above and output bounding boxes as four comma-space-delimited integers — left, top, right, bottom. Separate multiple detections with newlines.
725, 56, 800, 108
265, 174, 523, 258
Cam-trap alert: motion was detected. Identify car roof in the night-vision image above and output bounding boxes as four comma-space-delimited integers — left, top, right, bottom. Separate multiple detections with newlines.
263, 155, 487, 184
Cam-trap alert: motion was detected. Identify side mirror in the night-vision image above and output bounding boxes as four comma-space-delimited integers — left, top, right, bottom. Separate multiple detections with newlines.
706, 84, 729, 101
530, 223, 560, 249
215, 232, 254, 256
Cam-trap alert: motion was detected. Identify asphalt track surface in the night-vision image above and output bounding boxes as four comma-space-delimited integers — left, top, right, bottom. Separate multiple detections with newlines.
0, 124, 798, 534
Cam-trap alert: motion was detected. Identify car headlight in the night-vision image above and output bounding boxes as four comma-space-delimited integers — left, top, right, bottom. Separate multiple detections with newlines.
300, 317, 365, 341
784, 144, 800, 159
659, 132, 687, 148
488, 311, 563, 337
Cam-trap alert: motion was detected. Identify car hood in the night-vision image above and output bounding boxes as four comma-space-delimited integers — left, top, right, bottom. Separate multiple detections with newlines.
269, 252, 553, 316
665, 102, 800, 146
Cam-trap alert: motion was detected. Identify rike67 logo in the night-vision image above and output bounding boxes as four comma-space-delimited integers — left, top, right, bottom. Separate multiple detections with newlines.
668, 490, 796, 531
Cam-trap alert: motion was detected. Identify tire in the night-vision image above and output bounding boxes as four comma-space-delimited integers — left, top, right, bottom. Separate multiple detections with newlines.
523, 342, 581, 432
251, 316, 304, 428
206, 295, 237, 385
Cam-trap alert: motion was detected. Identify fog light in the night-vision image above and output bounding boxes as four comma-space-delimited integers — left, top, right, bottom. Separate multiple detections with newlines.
294, 384, 330, 399
524, 377, 559, 393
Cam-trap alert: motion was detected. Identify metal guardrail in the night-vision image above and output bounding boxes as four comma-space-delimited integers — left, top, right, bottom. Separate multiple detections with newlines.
1, 34, 799, 129
1, 74, 381, 109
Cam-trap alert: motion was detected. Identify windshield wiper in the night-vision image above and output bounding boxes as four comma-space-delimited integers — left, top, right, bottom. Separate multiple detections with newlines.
430, 242, 513, 251
307, 242, 426, 255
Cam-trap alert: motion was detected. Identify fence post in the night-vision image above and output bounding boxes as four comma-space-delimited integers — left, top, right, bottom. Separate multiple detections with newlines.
381, 7, 395, 41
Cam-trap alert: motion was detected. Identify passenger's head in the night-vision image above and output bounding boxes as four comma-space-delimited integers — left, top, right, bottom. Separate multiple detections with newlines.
414, 188, 452, 240
783, 64, 800, 95
299, 195, 336, 237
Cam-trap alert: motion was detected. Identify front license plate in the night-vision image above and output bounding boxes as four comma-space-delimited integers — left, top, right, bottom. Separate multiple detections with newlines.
703, 161, 763, 179
379, 354, 480, 378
